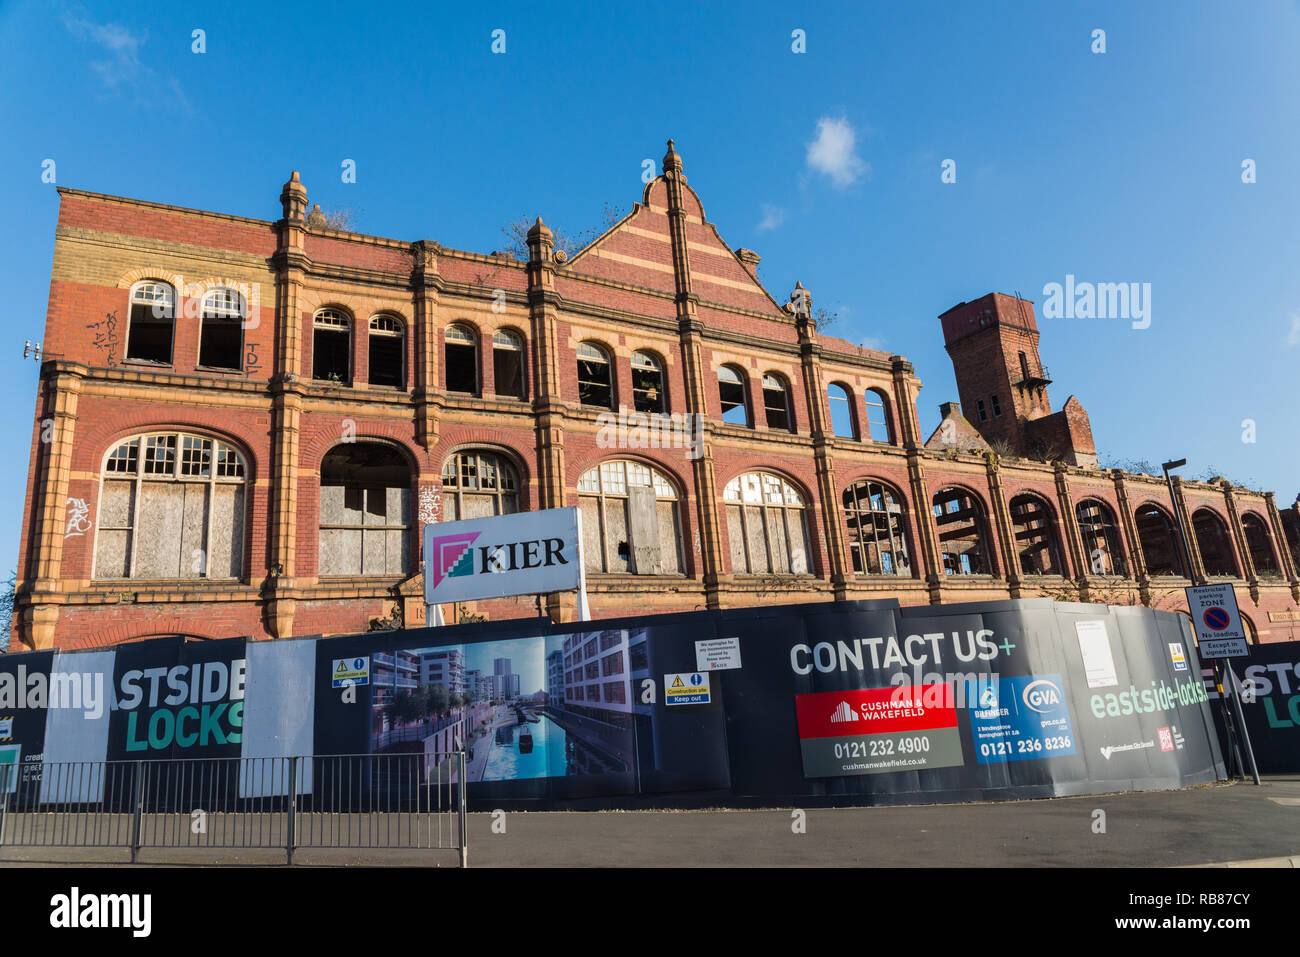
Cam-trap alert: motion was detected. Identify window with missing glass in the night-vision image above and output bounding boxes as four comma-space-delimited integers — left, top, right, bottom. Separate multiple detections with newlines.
492, 329, 525, 399
94, 431, 246, 580
126, 281, 176, 364
198, 288, 244, 370
368, 314, 404, 388
718, 365, 750, 426
312, 309, 351, 384
1077, 499, 1126, 576
844, 480, 911, 576
445, 323, 478, 395
933, 487, 991, 576
762, 373, 793, 431
577, 342, 613, 408
631, 351, 665, 414
723, 472, 811, 575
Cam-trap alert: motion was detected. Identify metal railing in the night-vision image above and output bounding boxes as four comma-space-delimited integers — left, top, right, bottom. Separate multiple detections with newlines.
0, 752, 467, 866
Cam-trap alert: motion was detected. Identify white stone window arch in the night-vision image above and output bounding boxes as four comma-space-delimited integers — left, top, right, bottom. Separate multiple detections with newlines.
722, 471, 810, 574
94, 430, 247, 580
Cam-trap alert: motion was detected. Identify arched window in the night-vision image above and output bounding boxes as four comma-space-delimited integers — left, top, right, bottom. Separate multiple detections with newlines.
312, 308, 351, 384
844, 479, 911, 576
723, 472, 811, 575
1135, 504, 1185, 577
1192, 509, 1239, 578
368, 314, 404, 389
440, 450, 519, 519
319, 443, 411, 576
125, 281, 176, 364
198, 288, 244, 370
445, 323, 478, 395
827, 383, 856, 438
718, 365, 751, 426
577, 341, 613, 409
1077, 499, 1126, 576
1241, 513, 1280, 578
762, 373, 793, 431
1009, 494, 1066, 576
94, 431, 246, 580
865, 389, 893, 444
493, 329, 525, 399
932, 487, 992, 576
577, 460, 683, 574
631, 351, 665, 414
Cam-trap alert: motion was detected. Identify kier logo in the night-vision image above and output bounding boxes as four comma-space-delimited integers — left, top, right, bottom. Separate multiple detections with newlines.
428, 532, 481, 588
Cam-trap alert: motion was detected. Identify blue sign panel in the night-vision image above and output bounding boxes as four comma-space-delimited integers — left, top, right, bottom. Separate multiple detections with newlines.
970, 674, 1077, 764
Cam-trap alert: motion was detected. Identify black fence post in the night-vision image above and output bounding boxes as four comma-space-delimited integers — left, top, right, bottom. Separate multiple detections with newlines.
130, 760, 145, 864
287, 756, 298, 866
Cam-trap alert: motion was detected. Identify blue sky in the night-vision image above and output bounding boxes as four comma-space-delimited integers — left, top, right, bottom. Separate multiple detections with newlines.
1, 0, 1297, 583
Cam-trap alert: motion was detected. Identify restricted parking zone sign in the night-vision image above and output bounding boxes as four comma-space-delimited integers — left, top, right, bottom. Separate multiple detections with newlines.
1184, 583, 1249, 658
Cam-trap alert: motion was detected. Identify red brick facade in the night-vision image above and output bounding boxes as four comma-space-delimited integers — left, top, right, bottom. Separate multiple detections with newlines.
12, 143, 1300, 652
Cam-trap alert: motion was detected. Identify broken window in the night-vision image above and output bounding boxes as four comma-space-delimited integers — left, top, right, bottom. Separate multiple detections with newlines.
1135, 504, 1184, 577
990, 394, 1002, 417
125, 281, 176, 364
492, 329, 525, 399
932, 487, 991, 576
312, 308, 351, 384
762, 373, 793, 431
718, 365, 751, 426
577, 460, 682, 574
94, 431, 246, 580
631, 351, 665, 414
1192, 508, 1239, 578
724, 471, 811, 575
445, 323, 478, 394
977, 399, 988, 423
318, 442, 411, 577
1009, 494, 1065, 576
577, 341, 613, 408
844, 480, 911, 576
440, 450, 519, 519
1241, 513, 1279, 577
1077, 499, 1126, 576
198, 288, 244, 370
368, 314, 404, 388
827, 383, 856, 438
865, 389, 892, 443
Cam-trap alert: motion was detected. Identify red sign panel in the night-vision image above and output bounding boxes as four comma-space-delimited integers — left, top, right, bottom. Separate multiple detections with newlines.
794, 685, 958, 740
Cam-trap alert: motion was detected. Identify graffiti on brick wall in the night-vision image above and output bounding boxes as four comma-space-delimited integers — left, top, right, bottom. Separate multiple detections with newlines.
86, 311, 119, 366
243, 341, 261, 378
65, 497, 92, 537
418, 484, 442, 525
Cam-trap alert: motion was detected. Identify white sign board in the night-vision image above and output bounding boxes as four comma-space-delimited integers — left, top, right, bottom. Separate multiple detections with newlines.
423, 507, 582, 604
665, 672, 711, 706
1185, 584, 1249, 658
1074, 620, 1118, 688
695, 637, 742, 672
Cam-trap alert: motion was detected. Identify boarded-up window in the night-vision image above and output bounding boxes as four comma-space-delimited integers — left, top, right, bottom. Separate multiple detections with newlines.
439, 450, 518, 521
92, 432, 246, 580
319, 443, 412, 577
577, 460, 682, 574
722, 471, 811, 575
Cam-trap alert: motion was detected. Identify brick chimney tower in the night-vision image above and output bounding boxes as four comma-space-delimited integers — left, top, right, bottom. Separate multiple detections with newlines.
939, 292, 1097, 467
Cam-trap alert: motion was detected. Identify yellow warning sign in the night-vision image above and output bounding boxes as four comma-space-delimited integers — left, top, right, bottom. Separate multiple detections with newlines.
332, 657, 370, 688
664, 672, 710, 706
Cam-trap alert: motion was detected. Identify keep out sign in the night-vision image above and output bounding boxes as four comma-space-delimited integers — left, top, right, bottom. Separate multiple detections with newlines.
794, 685, 964, 777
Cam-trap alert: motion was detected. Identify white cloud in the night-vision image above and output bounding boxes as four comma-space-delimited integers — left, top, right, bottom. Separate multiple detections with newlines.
1287, 313, 1300, 347
859, 336, 886, 351
757, 204, 785, 232
806, 116, 868, 188
62, 6, 190, 112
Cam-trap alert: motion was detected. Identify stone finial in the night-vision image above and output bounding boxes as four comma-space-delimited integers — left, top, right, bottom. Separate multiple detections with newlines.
663, 138, 683, 174
736, 248, 761, 268
789, 280, 811, 318
280, 170, 308, 221
526, 216, 552, 240
306, 203, 327, 228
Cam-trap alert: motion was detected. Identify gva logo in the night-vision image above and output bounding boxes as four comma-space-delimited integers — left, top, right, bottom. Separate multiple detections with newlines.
1021, 679, 1063, 714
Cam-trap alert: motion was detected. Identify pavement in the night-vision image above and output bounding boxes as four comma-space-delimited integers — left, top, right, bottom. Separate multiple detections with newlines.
3, 775, 1299, 867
